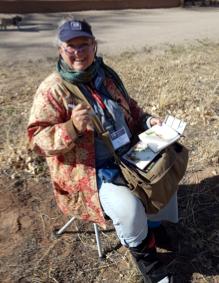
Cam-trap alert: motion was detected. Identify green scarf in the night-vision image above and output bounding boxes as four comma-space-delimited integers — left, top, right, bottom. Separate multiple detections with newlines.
56, 56, 129, 101
56, 56, 102, 84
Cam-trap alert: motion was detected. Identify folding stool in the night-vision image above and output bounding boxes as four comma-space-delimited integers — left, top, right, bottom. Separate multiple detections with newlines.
56, 216, 104, 259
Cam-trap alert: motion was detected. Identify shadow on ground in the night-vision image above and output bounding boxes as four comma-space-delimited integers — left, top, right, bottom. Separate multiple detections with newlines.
50, 171, 219, 283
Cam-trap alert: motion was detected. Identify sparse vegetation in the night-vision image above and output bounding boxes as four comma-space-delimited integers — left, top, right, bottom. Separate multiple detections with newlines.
0, 42, 218, 283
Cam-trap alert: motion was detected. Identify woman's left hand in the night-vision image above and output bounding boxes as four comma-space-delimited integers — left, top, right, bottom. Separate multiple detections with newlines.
150, 117, 163, 127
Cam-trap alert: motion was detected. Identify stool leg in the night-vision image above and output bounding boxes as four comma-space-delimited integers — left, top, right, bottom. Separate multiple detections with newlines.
56, 216, 76, 235
93, 223, 103, 259
56, 218, 104, 259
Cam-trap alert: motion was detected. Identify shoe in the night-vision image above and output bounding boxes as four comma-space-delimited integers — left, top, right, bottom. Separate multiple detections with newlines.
150, 225, 174, 251
129, 230, 174, 283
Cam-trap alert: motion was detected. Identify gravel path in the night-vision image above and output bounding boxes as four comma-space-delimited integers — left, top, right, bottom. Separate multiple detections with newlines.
0, 7, 218, 61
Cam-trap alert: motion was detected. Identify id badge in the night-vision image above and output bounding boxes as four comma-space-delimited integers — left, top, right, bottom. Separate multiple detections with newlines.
110, 127, 130, 150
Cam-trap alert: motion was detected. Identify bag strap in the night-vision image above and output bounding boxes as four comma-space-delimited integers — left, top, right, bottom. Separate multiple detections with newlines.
62, 80, 104, 133
62, 79, 119, 160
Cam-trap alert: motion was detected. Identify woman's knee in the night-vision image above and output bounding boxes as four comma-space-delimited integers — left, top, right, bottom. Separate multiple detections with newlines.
99, 182, 147, 228
99, 182, 148, 247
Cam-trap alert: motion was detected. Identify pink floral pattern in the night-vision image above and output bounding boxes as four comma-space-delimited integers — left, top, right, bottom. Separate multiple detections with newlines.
27, 72, 146, 228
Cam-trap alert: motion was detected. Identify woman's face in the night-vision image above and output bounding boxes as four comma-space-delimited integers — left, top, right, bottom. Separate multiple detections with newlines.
59, 37, 96, 71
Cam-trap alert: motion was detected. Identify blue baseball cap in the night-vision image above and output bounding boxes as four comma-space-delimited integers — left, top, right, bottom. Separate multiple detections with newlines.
58, 20, 94, 42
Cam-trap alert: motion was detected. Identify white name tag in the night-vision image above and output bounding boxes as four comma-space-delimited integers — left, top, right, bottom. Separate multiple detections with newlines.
110, 127, 130, 150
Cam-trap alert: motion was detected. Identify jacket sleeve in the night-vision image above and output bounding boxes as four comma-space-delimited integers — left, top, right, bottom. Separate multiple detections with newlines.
27, 84, 79, 157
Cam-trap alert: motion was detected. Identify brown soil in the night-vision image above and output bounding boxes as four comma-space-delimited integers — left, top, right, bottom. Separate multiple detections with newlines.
0, 42, 219, 283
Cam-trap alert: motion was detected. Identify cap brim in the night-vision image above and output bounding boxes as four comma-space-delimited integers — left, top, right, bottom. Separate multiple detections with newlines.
59, 31, 93, 42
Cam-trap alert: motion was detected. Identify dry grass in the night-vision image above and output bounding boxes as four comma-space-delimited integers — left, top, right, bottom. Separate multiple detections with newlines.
0, 41, 218, 283
1, 42, 219, 174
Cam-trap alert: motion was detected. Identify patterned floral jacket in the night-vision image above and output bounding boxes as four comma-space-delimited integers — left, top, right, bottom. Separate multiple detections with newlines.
27, 72, 149, 228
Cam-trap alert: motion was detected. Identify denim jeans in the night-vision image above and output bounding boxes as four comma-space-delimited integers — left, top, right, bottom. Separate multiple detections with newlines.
99, 180, 178, 248
99, 181, 148, 248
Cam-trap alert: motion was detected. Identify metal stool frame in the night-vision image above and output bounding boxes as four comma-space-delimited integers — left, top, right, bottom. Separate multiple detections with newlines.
56, 216, 103, 259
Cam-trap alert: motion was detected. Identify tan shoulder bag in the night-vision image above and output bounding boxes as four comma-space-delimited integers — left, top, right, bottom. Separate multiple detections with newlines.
62, 80, 189, 214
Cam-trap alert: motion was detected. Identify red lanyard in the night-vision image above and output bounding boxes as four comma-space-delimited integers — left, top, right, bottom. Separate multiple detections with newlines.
91, 91, 106, 110
87, 86, 106, 110
87, 86, 116, 131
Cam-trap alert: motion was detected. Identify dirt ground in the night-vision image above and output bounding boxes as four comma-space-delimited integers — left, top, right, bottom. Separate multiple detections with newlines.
0, 7, 219, 283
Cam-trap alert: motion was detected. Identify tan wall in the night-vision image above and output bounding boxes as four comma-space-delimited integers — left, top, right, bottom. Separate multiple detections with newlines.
0, 0, 181, 14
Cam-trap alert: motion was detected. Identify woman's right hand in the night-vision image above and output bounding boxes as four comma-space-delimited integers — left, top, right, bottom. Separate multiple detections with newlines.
71, 103, 92, 133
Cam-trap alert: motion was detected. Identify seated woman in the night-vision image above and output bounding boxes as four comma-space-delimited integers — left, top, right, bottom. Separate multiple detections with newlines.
28, 17, 178, 283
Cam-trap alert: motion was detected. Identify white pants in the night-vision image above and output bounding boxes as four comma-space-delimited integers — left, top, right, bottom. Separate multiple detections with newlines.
99, 181, 178, 248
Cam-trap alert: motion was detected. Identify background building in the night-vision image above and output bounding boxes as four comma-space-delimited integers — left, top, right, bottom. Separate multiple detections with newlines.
0, 0, 181, 14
